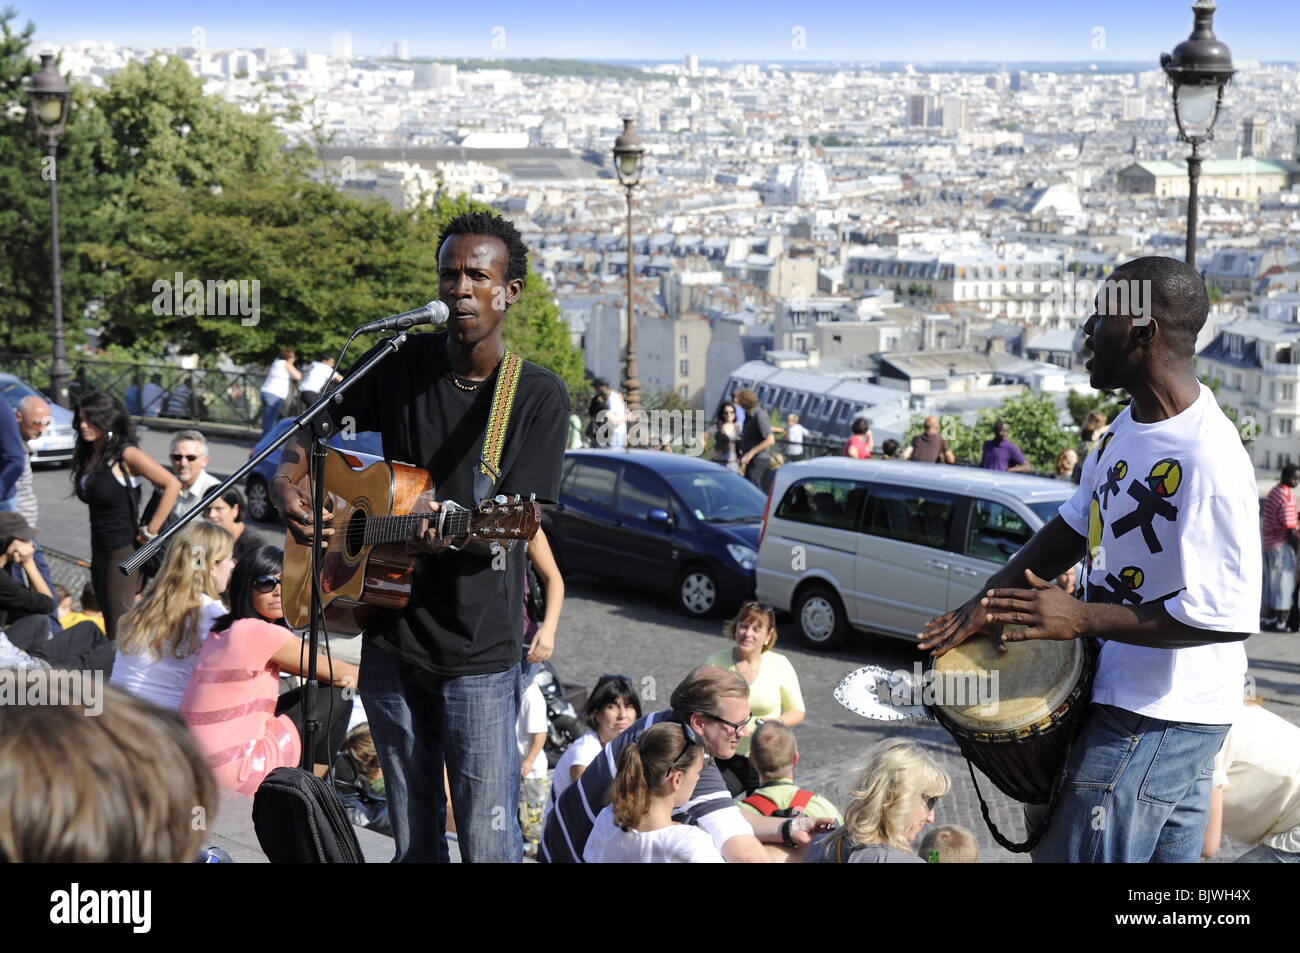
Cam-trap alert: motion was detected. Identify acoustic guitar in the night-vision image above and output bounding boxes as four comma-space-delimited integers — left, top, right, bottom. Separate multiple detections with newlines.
282, 445, 540, 635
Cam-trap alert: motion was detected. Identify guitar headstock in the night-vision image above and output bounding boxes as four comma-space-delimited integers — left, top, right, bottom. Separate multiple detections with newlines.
471, 493, 541, 542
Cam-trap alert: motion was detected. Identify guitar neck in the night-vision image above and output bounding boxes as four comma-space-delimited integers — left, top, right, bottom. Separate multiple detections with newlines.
361, 508, 528, 546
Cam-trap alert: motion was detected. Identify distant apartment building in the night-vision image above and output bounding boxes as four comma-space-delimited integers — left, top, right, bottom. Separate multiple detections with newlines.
941, 95, 969, 132
907, 93, 936, 127
1197, 307, 1300, 471
1240, 117, 1268, 158
842, 247, 1069, 323
394, 39, 410, 60
1116, 158, 1294, 200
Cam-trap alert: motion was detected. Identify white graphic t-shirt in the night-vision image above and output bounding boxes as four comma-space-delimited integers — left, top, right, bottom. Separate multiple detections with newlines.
1058, 383, 1259, 724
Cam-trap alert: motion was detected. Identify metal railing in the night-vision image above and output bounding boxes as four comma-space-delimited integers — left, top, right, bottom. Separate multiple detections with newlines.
0, 354, 281, 433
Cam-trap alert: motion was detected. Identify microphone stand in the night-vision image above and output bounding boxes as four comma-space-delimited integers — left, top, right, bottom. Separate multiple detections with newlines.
122, 331, 414, 772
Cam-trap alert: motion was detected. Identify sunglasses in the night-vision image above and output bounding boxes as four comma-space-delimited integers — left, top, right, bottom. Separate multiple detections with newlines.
703, 711, 752, 738
922, 794, 940, 812
252, 574, 282, 594
171, 454, 201, 463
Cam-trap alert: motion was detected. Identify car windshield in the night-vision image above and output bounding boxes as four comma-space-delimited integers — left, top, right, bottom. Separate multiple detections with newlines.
0, 380, 41, 406
1028, 499, 1069, 526
665, 470, 766, 522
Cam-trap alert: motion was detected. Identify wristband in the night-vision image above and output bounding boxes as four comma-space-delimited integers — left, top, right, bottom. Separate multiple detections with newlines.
780, 817, 795, 848
140, 526, 157, 541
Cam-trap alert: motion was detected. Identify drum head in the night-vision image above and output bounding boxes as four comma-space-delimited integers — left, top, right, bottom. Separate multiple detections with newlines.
932, 635, 1082, 733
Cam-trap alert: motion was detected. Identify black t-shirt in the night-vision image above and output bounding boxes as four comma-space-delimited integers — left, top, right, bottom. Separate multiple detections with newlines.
329, 331, 569, 676
738, 410, 772, 458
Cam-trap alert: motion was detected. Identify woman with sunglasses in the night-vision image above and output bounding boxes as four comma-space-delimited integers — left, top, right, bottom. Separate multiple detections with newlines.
71, 391, 181, 640
546, 674, 642, 821
180, 546, 360, 792
112, 521, 236, 710
704, 601, 805, 797
804, 738, 950, 864
710, 404, 741, 473
582, 721, 723, 863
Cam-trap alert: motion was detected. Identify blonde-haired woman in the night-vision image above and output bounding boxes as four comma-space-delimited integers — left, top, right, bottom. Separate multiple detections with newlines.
704, 601, 805, 797
111, 521, 235, 710
805, 738, 950, 863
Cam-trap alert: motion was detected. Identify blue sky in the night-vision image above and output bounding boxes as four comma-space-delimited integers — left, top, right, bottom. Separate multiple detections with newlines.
19, 1, 1299, 62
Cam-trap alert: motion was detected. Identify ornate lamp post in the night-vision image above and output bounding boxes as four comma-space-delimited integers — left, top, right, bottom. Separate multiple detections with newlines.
28, 52, 73, 409
612, 117, 645, 418
1161, 0, 1235, 268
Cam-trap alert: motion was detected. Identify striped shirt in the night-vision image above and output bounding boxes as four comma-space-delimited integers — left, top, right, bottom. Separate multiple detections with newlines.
14, 449, 37, 529
540, 708, 754, 863
1261, 483, 1297, 552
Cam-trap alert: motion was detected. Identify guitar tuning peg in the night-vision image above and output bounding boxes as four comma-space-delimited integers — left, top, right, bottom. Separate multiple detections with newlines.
513, 494, 521, 503
529, 493, 536, 502
494, 494, 506, 505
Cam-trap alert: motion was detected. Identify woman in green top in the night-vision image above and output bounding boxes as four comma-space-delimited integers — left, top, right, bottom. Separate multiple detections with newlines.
705, 601, 805, 797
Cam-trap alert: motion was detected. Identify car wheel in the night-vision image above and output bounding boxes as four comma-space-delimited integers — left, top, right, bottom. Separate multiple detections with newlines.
246, 475, 273, 523
676, 564, 718, 617
794, 584, 849, 650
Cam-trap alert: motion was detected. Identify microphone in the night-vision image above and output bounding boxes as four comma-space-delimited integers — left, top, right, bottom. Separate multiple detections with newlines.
354, 301, 449, 335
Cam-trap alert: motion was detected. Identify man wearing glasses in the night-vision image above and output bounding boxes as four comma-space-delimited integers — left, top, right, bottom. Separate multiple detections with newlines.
542, 667, 834, 862
168, 430, 219, 517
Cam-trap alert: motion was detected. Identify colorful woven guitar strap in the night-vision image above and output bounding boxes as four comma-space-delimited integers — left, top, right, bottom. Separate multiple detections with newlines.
475, 349, 523, 501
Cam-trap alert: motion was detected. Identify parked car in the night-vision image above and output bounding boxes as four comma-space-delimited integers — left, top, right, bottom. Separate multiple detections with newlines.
756, 458, 1077, 649
544, 449, 767, 617
0, 373, 77, 465
243, 418, 384, 523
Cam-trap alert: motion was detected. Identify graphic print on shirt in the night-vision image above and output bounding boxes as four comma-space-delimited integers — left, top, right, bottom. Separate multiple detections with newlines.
1088, 494, 1105, 572
1111, 457, 1182, 555
1094, 564, 1145, 605
1098, 459, 1127, 509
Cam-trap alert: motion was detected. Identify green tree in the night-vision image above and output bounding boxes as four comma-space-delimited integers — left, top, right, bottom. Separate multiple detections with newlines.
1066, 388, 1126, 428
904, 389, 1073, 471
0, 12, 120, 352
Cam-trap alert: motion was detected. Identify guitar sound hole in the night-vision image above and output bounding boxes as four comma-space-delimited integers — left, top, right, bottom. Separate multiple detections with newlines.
345, 511, 367, 560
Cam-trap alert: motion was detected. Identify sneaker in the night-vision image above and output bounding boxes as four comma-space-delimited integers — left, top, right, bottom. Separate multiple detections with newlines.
1261, 619, 1284, 632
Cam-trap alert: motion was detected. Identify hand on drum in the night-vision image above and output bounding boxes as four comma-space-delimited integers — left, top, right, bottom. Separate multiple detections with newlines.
917, 596, 1004, 658
982, 569, 1086, 643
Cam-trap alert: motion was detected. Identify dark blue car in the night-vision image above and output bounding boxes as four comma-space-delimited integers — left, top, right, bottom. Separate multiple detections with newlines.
243, 418, 384, 523
544, 449, 766, 617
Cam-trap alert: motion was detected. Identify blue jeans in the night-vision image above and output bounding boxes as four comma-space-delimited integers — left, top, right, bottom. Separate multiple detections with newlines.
260, 394, 284, 436
1035, 703, 1229, 864
359, 641, 523, 863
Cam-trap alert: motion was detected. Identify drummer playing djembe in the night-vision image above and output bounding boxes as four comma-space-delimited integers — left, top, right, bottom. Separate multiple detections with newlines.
919, 256, 1261, 864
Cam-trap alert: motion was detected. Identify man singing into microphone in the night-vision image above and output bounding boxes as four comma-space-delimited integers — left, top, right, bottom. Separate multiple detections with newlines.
272, 211, 569, 862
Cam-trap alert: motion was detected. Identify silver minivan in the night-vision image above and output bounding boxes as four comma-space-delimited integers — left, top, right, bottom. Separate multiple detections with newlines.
756, 458, 1077, 649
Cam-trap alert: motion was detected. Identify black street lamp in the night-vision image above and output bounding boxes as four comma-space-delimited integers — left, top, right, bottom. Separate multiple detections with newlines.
1161, 0, 1235, 268
27, 52, 73, 409
612, 117, 645, 419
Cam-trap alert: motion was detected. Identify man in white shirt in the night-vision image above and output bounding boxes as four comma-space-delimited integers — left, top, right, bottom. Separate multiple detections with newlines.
168, 430, 219, 517
604, 387, 627, 448
300, 355, 342, 407
784, 413, 808, 459
920, 257, 1260, 864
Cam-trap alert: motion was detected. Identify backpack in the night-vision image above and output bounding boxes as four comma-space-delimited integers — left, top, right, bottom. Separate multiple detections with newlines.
742, 787, 814, 818
252, 766, 365, 863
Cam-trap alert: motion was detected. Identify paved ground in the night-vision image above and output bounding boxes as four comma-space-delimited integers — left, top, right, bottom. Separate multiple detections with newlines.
32, 428, 1298, 863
